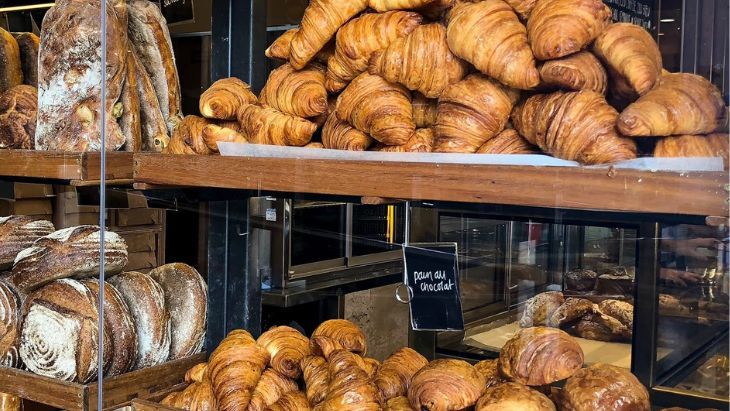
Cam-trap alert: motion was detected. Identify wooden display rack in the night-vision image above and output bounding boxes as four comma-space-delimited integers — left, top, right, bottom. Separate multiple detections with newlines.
0, 150, 134, 186
0, 353, 204, 411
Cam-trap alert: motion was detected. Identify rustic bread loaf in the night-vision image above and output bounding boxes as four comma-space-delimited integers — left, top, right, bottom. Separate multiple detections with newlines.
148, 263, 207, 360
130, 48, 169, 152
12, 33, 39, 87
120, 48, 142, 152
35, 0, 127, 151
9, 225, 128, 293
109, 271, 171, 369
0, 28, 22, 93
0, 280, 21, 368
0, 85, 38, 150
0, 216, 54, 270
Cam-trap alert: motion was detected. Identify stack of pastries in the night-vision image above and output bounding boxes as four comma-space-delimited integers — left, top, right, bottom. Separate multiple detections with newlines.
169, 0, 728, 166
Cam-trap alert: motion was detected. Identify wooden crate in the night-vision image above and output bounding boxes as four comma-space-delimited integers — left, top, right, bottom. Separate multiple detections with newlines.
130, 399, 183, 411
0, 353, 204, 411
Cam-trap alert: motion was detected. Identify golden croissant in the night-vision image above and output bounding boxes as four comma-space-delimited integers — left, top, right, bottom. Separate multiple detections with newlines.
654, 134, 729, 168
384, 396, 415, 411
202, 124, 247, 153
370, 23, 466, 98
412, 93, 437, 128
418, 0, 455, 20
310, 319, 368, 357
408, 359, 486, 411
447, 0, 539, 90
336, 73, 415, 146
368, 0, 434, 12
593, 23, 662, 96
326, 11, 422, 93
208, 330, 270, 411
266, 29, 333, 65
260, 64, 328, 118
185, 363, 208, 383
266, 391, 311, 411
301, 355, 330, 406
504, 0, 537, 19
499, 327, 584, 386
434, 74, 519, 153
476, 129, 539, 154
475, 382, 556, 411
248, 369, 299, 411
238, 105, 317, 147
376, 128, 434, 152
511, 90, 638, 164
290, 0, 369, 70
618, 73, 727, 136
322, 112, 374, 151
473, 359, 504, 389
257, 325, 312, 379
375, 347, 429, 401
316, 350, 381, 411
164, 115, 212, 155
528, 0, 611, 60
199, 77, 257, 120
539, 51, 607, 94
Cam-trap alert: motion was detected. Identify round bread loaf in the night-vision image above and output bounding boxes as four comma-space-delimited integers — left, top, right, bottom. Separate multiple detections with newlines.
109, 271, 170, 369
148, 263, 207, 360
548, 298, 595, 328
19, 279, 111, 382
519, 291, 564, 328
0, 279, 21, 367
476, 382, 556, 411
564, 269, 597, 291
0, 216, 54, 270
556, 363, 650, 411
82, 279, 138, 376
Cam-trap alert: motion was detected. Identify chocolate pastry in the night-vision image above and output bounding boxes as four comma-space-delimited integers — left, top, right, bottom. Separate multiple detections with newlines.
564, 269, 597, 291
556, 363, 650, 411
474, 359, 504, 389
475, 382, 556, 411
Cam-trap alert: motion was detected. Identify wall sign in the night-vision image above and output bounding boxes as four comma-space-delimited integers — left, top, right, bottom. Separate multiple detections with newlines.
160, 0, 195, 25
603, 0, 655, 31
402, 243, 464, 331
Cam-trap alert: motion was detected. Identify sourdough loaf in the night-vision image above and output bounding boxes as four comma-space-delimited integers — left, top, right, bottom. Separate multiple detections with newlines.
109, 271, 171, 369
9, 225, 128, 293
131, 48, 169, 151
0, 280, 21, 368
0, 216, 54, 270
120, 48, 142, 152
0, 85, 38, 150
0, 28, 22, 93
149, 263, 207, 360
35, 0, 128, 151
12, 33, 39, 87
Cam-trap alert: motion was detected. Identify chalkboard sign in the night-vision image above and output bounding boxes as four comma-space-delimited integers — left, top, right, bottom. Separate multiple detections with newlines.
603, 0, 655, 31
402, 243, 464, 331
160, 0, 195, 25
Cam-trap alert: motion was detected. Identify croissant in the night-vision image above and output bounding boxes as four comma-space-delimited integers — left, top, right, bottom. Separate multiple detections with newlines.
593, 23, 662, 96
473, 359, 504, 389
363, 357, 381, 378
476, 129, 539, 154
326, 11, 422, 93
447, 0, 539, 90
302, 355, 330, 406
556, 363, 650, 411
376, 128, 434, 152
434, 74, 519, 153
316, 350, 381, 411
248, 369, 299, 411
417, 0, 455, 20
208, 329, 270, 411
499, 327, 584, 386
539, 51, 607, 94
368, 0, 434, 12
369, 23, 467, 98
266, 391, 311, 411
260, 64, 328, 118
306, 142, 325, 149
475, 382, 556, 411
164, 378, 217, 411
412, 93, 437, 128
322, 112, 374, 151
238, 105, 317, 146
654, 134, 729, 168
384, 396, 415, 411
289, 0, 369, 69
186, 363, 208, 383
164, 115, 212, 155
408, 359, 486, 410
257, 325, 311, 379
336, 73, 415, 145
618, 73, 727, 136
504, 0, 537, 19
199, 77, 257, 120
202, 124, 247, 153
528, 0, 611, 60
375, 347, 429, 401
512, 90, 637, 164
266, 29, 334, 65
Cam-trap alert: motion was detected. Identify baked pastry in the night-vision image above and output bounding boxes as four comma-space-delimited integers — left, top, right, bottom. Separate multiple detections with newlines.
149, 263, 208, 360
257, 325, 311, 379
130, 48, 169, 152
108, 271, 171, 369
499, 327, 584, 385
362, 357, 381, 378
512, 90, 638, 164
658, 293, 692, 317
310, 319, 367, 358
412, 93, 437, 128
598, 299, 634, 329
0, 28, 22, 93
336, 73, 415, 146
447, 0, 539, 90
519, 291, 565, 327
265, 28, 333, 65
322, 112, 374, 151
376, 128, 434, 152
504, 0, 537, 19
475, 382, 556, 411
476, 129, 539, 154
266, 391, 311, 411
238, 105, 317, 147
326, 11, 422, 93
186, 363, 208, 383
0, 393, 20, 411
408, 358, 486, 410
595, 274, 633, 296
564, 269, 598, 291
81, 279, 137, 376
200, 77, 257, 121
370, 23, 467, 98
163, 377, 217, 411
593, 23, 662, 96
248, 369, 299, 411
202, 124, 247, 153
434, 74, 519, 153
0, 280, 21, 368
128, 0, 183, 134
654, 134, 729, 167
527, 0, 611, 60
375, 347, 429, 401
618, 73, 727, 136
260, 63, 328, 118
547, 298, 595, 328
473, 359, 504, 389
556, 363, 650, 411
289, 0, 369, 70
317, 349, 382, 410
384, 396, 414, 411
9, 226, 128, 293
20, 279, 110, 382
569, 311, 630, 342
36, 0, 127, 152
0, 216, 54, 270
119, 48, 142, 152
0, 85, 37, 150
12, 33, 39, 87
368, 0, 433, 11
539, 51, 607, 94
301, 355, 330, 406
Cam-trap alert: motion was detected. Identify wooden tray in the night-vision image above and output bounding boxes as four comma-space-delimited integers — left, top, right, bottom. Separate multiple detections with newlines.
0, 353, 205, 411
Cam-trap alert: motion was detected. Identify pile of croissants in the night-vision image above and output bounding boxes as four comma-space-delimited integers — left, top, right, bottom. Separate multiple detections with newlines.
165, 0, 728, 165
158, 319, 662, 411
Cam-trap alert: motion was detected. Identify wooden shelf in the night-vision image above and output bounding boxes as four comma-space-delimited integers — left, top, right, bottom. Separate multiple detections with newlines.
0, 150, 133, 185
133, 153, 729, 217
